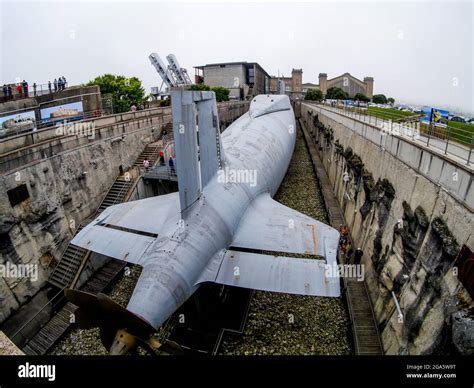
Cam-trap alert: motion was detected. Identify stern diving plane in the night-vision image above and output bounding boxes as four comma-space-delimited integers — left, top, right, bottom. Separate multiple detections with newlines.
66, 90, 340, 354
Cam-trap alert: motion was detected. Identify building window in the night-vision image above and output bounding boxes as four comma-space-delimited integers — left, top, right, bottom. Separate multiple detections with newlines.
248, 68, 255, 84
7, 184, 30, 207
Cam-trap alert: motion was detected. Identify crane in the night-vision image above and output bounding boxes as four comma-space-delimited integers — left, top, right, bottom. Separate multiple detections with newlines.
149, 52, 192, 98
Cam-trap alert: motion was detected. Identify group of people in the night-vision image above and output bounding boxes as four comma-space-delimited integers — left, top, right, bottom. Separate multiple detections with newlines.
2, 80, 29, 99
338, 224, 363, 265
2, 76, 67, 100
2, 84, 13, 99
143, 153, 175, 174
130, 103, 145, 112
49, 76, 67, 93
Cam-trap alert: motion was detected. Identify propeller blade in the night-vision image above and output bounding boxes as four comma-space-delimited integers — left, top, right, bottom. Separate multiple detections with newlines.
160, 339, 185, 355
64, 289, 183, 355
64, 289, 103, 329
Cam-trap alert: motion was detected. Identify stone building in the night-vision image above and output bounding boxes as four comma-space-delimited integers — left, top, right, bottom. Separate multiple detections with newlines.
316, 72, 374, 98
302, 82, 319, 94
270, 69, 303, 100
194, 62, 271, 100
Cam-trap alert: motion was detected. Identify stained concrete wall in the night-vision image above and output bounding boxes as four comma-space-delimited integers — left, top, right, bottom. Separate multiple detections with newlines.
203, 64, 246, 99
300, 103, 473, 355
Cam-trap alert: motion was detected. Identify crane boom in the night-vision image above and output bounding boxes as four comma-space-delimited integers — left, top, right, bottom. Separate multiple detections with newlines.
149, 53, 176, 88
166, 54, 192, 85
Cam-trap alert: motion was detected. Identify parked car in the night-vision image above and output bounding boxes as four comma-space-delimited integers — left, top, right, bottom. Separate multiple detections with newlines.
451, 116, 466, 123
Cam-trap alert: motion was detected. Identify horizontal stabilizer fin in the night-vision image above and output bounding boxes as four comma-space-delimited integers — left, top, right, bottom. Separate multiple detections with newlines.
231, 193, 339, 259
96, 193, 179, 235
71, 224, 154, 264
196, 249, 340, 297
71, 193, 180, 264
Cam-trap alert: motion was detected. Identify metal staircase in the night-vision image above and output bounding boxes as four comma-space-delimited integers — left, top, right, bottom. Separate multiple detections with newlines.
48, 224, 90, 289
134, 143, 162, 168
97, 176, 134, 213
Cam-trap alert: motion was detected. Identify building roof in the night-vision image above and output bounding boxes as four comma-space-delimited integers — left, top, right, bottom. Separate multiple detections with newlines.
325, 72, 367, 87
195, 61, 271, 78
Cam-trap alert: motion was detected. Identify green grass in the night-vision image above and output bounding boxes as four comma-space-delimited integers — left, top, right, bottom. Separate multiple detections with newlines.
418, 121, 473, 147
447, 121, 474, 146
366, 107, 474, 146
367, 106, 414, 121
448, 120, 474, 132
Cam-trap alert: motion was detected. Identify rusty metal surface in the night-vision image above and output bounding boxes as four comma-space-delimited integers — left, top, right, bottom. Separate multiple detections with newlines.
196, 247, 340, 297
231, 192, 339, 258
214, 250, 339, 297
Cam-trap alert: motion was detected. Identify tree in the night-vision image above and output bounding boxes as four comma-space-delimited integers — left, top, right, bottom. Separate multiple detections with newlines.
211, 86, 230, 102
189, 84, 230, 102
159, 98, 171, 107
353, 93, 370, 102
305, 89, 323, 101
387, 97, 395, 104
372, 94, 388, 104
87, 74, 145, 113
189, 83, 211, 91
326, 87, 349, 100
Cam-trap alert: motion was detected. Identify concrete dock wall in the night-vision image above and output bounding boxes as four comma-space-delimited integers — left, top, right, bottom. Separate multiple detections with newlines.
300, 103, 473, 355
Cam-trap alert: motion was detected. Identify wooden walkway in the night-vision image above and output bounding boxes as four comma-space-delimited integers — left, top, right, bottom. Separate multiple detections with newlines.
299, 119, 383, 355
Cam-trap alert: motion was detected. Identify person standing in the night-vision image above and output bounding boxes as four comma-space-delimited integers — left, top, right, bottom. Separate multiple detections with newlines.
53, 78, 58, 92
16, 83, 22, 98
61, 76, 67, 89
33, 82, 37, 96
143, 159, 150, 173
354, 248, 363, 266
2, 84, 7, 99
169, 156, 175, 175
48, 81, 52, 93
22, 80, 28, 97
7, 85, 12, 99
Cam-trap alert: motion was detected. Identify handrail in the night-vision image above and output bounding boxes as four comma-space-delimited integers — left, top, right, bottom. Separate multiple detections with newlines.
314, 102, 474, 165
0, 82, 69, 103
0, 113, 172, 175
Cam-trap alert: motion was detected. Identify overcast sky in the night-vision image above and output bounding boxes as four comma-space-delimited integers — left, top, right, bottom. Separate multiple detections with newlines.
1, 1, 472, 115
